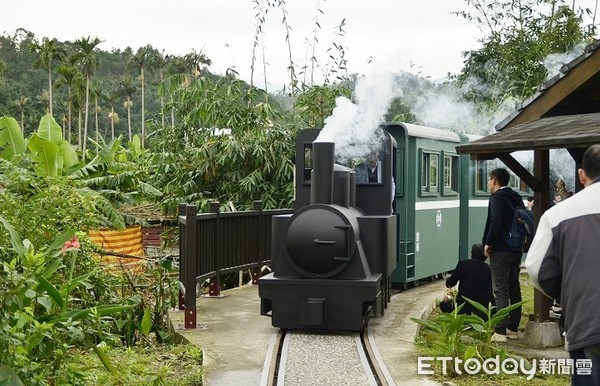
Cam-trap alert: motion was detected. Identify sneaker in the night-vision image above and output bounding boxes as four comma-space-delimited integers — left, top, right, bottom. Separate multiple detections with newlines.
491, 333, 508, 342
506, 329, 522, 340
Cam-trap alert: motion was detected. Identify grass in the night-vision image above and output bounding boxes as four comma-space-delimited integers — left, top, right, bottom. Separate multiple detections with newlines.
63, 343, 203, 385
414, 273, 570, 386
520, 273, 537, 330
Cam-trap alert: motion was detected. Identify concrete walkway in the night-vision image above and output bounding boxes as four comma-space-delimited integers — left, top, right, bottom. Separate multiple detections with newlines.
370, 282, 447, 386
169, 280, 448, 385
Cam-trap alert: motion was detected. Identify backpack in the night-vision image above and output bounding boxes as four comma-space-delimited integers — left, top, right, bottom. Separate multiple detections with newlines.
504, 198, 535, 253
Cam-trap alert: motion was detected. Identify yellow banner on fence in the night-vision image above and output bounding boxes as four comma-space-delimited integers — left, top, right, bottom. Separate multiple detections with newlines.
89, 225, 145, 273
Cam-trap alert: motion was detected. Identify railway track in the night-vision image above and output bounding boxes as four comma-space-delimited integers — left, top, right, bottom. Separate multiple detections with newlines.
261, 325, 394, 386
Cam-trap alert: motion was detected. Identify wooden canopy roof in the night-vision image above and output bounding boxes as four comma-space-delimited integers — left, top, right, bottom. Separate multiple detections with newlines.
458, 112, 600, 158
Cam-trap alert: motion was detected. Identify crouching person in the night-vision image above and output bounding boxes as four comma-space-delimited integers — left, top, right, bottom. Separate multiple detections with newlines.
446, 243, 495, 318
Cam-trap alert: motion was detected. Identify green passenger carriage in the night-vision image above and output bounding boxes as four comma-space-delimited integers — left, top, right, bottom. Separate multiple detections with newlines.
384, 123, 489, 287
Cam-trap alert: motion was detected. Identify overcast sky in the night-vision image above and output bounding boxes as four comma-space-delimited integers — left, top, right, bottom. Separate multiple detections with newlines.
3, 0, 598, 90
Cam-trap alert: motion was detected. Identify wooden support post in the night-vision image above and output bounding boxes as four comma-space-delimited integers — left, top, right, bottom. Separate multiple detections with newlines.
533, 149, 552, 322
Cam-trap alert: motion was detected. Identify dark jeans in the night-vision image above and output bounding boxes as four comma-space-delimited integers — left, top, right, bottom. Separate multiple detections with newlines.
489, 250, 522, 334
569, 344, 600, 386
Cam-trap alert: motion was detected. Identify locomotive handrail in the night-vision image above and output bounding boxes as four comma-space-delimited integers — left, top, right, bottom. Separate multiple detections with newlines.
178, 201, 293, 328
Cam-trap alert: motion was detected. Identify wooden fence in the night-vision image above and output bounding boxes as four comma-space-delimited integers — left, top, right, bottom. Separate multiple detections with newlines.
178, 200, 293, 328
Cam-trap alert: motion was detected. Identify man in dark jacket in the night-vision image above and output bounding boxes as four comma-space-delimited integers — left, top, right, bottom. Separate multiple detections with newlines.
482, 167, 524, 342
526, 145, 600, 386
446, 243, 494, 317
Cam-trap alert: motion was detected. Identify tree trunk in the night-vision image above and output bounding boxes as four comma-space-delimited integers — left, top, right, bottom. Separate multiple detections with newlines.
95, 96, 99, 143
78, 110, 82, 150
83, 77, 90, 157
111, 106, 115, 140
127, 101, 132, 141
170, 96, 175, 128
48, 68, 53, 116
141, 68, 145, 147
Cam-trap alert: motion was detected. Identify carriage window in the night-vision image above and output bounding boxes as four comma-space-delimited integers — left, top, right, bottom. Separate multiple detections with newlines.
420, 151, 439, 195
303, 145, 312, 183
443, 154, 458, 194
509, 174, 526, 191
475, 159, 529, 194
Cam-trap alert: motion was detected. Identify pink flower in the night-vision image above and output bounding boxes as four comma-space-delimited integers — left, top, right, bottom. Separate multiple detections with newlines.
62, 236, 80, 255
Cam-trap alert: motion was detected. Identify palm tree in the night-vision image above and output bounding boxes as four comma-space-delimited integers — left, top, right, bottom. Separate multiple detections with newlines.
56, 64, 83, 143
118, 76, 137, 141
90, 80, 104, 144
72, 78, 86, 148
152, 50, 168, 127
13, 96, 31, 134
163, 56, 190, 128
183, 49, 212, 78
73, 36, 103, 156
30, 37, 65, 116
129, 46, 152, 147
104, 85, 122, 140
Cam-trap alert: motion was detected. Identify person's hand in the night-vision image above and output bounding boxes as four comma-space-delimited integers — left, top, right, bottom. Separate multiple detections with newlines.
484, 244, 492, 258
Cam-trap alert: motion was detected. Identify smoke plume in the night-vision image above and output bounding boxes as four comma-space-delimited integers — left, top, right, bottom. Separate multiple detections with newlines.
316, 71, 402, 159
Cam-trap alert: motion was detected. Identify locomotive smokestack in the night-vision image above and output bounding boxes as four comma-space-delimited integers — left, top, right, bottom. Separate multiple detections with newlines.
311, 141, 335, 205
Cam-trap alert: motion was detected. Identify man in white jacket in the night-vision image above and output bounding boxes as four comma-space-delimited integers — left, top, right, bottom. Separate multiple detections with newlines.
525, 144, 600, 386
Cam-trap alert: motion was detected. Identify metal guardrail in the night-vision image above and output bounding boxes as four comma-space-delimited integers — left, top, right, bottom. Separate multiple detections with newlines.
178, 200, 293, 328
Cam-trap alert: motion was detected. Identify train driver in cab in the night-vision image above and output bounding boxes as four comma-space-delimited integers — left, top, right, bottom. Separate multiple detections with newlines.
356, 152, 382, 183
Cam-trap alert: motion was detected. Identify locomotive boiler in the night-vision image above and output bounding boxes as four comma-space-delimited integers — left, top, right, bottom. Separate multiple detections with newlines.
259, 129, 397, 331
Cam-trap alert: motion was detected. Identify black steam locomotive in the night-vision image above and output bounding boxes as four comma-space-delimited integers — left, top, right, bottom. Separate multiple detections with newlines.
259, 129, 397, 331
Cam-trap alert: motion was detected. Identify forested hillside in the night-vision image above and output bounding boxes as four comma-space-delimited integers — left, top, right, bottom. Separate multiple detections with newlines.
0, 28, 216, 141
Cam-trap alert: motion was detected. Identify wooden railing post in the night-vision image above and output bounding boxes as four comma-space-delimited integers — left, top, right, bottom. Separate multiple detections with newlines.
252, 200, 263, 284
183, 204, 198, 329
209, 202, 221, 297
178, 203, 187, 311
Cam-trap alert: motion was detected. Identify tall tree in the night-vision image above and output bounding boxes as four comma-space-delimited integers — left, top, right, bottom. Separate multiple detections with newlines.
13, 96, 30, 134
129, 46, 152, 147
55, 64, 83, 143
104, 86, 121, 140
30, 37, 65, 116
183, 49, 212, 79
456, 0, 596, 106
118, 76, 137, 141
73, 36, 103, 155
90, 80, 104, 144
158, 55, 195, 128
152, 50, 168, 127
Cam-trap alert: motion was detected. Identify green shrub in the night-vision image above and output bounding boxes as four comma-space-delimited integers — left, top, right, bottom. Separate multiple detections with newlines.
0, 218, 133, 385
412, 298, 526, 375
